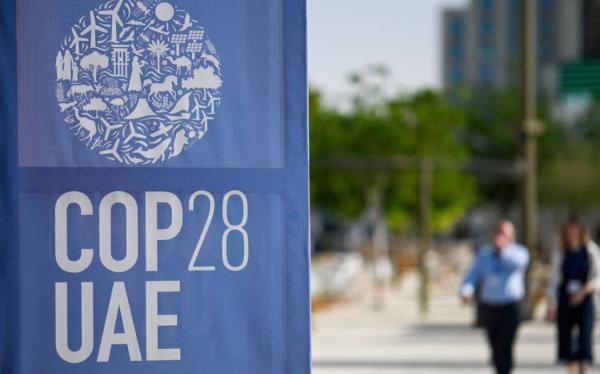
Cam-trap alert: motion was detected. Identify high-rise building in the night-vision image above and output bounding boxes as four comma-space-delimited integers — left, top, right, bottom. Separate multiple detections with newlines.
442, 9, 468, 88
560, 0, 600, 97
442, 0, 584, 94
584, 0, 600, 58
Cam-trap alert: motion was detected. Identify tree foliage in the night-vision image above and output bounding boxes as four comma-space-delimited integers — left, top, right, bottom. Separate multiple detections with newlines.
452, 86, 600, 211
310, 67, 477, 232
538, 99, 600, 209
311, 62, 600, 239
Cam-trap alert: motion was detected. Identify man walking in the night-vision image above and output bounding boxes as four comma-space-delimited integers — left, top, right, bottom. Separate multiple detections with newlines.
461, 220, 530, 374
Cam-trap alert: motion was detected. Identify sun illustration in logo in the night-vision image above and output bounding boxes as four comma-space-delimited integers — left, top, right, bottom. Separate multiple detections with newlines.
55, 0, 222, 165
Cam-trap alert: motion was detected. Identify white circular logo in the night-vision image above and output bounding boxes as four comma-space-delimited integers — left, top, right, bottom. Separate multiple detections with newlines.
55, 0, 223, 165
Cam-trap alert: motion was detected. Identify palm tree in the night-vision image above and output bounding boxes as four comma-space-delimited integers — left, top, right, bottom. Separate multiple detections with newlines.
147, 40, 170, 73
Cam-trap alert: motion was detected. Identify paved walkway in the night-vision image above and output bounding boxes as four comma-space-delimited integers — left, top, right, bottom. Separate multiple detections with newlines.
312, 273, 600, 374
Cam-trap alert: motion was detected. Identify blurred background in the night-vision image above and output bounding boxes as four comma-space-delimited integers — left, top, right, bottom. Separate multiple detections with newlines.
308, 0, 600, 373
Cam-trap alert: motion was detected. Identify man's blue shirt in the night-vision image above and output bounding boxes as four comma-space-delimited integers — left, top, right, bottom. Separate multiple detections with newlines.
461, 243, 530, 305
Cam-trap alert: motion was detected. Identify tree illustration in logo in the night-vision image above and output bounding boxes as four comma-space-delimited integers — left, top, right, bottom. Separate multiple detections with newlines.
147, 40, 170, 73
55, 0, 223, 165
80, 51, 109, 82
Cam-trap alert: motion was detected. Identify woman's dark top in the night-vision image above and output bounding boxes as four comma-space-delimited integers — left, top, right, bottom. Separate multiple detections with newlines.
559, 246, 591, 306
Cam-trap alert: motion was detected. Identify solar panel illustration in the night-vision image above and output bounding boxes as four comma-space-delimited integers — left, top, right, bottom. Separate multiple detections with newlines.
188, 30, 204, 40
170, 34, 187, 44
187, 42, 203, 54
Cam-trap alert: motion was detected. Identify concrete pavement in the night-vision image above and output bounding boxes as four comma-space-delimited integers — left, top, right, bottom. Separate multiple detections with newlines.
312, 272, 600, 374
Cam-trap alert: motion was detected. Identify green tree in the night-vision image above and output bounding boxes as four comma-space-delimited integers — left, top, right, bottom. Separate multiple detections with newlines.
538, 99, 600, 209
311, 67, 477, 233
450, 85, 600, 212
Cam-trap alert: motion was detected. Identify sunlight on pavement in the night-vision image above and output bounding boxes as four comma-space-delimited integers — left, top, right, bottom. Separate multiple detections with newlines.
312, 273, 600, 374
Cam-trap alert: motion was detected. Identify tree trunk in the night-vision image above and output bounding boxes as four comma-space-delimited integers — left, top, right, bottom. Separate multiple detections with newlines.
418, 157, 432, 314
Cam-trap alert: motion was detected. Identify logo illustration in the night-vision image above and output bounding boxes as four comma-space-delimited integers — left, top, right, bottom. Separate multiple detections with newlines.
55, 0, 223, 165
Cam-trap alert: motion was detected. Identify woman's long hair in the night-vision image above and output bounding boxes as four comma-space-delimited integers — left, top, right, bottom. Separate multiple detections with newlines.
560, 216, 588, 253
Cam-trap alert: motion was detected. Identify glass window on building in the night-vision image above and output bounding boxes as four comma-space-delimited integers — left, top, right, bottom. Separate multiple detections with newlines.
584, 0, 600, 58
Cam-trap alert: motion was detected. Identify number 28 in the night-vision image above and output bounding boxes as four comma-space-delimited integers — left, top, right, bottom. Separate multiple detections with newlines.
188, 190, 249, 272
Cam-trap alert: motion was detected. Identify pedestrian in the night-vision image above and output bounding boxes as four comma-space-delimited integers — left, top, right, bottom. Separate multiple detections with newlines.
547, 217, 600, 374
460, 220, 530, 374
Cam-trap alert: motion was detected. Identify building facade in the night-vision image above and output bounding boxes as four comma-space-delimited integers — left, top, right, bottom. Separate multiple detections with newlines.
442, 0, 585, 94
584, 0, 600, 58
111, 44, 130, 78
442, 9, 468, 88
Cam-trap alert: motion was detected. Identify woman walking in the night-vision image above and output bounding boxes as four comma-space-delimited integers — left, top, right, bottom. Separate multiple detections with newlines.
548, 218, 600, 374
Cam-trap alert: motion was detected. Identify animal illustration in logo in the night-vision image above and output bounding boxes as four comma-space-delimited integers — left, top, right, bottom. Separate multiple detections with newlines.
55, 0, 223, 165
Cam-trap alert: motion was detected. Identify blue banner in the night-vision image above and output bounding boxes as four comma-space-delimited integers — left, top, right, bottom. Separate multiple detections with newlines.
2, 0, 310, 373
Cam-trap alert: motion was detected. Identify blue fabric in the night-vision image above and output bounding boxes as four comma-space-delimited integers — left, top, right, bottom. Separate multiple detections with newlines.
2, 1, 310, 373
558, 297, 595, 362
562, 247, 588, 285
0, 0, 18, 372
559, 247, 591, 305
463, 243, 530, 305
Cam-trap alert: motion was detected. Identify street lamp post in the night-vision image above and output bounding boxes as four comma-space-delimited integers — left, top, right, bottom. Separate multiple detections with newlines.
521, 0, 541, 259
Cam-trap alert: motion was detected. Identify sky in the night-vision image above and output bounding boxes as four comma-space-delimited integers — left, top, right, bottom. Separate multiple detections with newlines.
308, 0, 467, 99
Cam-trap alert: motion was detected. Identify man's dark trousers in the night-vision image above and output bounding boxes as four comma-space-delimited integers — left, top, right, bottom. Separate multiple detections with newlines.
481, 302, 520, 374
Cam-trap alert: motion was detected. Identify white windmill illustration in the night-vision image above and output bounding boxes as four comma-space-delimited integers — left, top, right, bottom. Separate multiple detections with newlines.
190, 96, 206, 121
99, 117, 123, 141
80, 11, 107, 49
123, 121, 147, 144
69, 29, 89, 56
99, 138, 124, 163
199, 110, 214, 130
99, 0, 125, 43
205, 91, 221, 115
